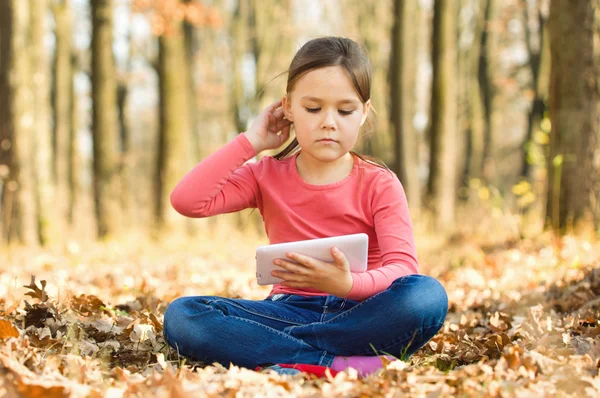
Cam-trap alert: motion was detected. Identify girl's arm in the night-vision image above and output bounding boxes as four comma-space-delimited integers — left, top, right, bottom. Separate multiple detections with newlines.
170, 134, 259, 217
170, 100, 292, 218
344, 172, 419, 301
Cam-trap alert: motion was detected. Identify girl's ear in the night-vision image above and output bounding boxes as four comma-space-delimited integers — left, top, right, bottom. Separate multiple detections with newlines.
360, 99, 371, 127
282, 95, 293, 121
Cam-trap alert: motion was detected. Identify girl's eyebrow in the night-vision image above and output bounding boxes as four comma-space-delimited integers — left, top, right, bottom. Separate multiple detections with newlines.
300, 96, 360, 105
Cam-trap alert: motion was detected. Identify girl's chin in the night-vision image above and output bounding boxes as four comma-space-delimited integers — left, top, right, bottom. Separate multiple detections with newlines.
302, 148, 349, 162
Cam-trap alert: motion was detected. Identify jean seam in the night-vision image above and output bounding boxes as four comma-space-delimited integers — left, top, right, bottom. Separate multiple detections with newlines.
318, 275, 423, 325
326, 298, 347, 314
318, 350, 330, 367
233, 316, 323, 348
315, 287, 387, 325
212, 298, 305, 325
267, 294, 294, 302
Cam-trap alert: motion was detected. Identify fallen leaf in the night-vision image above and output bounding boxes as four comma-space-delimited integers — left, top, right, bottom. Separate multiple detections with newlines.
23, 275, 48, 302
0, 319, 19, 340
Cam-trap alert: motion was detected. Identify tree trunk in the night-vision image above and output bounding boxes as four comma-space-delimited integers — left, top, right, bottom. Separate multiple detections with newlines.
346, 0, 395, 168
390, 0, 421, 209
52, 0, 76, 235
116, 17, 133, 232
69, 54, 79, 225
250, 0, 280, 106
156, 21, 192, 231
521, 0, 550, 179
546, 0, 600, 233
91, 0, 121, 239
31, 0, 56, 245
0, 0, 38, 246
183, 0, 201, 162
0, 0, 14, 244
117, 79, 129, 222
461, 0, 486, 183
478, 0, 502, 186
231, 0, 250, 135
481, 0, 524, 195
0, 1, 10, 244
427, 0, 459, 228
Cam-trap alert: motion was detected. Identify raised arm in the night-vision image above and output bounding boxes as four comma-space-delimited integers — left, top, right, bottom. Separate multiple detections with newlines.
171, 100, 292, 218
170, 134, 259, 217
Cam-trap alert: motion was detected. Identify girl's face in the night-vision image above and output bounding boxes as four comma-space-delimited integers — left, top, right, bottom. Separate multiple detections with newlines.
282, 66, 370, 163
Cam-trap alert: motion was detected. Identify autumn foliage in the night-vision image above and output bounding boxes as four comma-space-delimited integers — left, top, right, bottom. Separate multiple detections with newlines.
133, 0, 222, 35
0, 228, 600, 396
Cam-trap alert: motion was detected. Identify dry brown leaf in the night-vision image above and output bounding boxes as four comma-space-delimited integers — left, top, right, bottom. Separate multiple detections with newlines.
71, 294, 106, 316
23, 303, 55, 329
149, 312, 163, 333
23, 275, 48, 302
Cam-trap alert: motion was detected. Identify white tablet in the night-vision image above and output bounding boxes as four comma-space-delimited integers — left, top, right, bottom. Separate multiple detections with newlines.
255, 233, 369, 285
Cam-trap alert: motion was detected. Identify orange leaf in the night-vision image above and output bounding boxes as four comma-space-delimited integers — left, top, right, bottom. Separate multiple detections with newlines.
0, 300, 20, 317
16, 379, 68, 398
0, 319, 20, 340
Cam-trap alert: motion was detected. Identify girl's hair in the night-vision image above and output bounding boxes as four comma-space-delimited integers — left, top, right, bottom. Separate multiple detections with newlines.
273, 36, 389, 170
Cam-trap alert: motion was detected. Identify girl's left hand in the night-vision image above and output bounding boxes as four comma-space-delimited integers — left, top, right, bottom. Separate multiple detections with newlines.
271, 247, 353, 297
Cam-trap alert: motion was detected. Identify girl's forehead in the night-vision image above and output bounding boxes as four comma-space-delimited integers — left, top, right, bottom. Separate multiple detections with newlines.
292, 66, 360, 100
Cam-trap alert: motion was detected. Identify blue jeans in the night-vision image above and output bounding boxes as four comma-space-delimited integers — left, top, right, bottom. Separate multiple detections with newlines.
163, 274, 448, 369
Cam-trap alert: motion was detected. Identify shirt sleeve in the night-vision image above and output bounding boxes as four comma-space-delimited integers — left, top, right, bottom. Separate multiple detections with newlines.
170, 133, 260, 218
343, 171, 419, 301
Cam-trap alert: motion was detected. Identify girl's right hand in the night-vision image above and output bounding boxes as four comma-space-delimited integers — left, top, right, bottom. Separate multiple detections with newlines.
244, 100, 293, 154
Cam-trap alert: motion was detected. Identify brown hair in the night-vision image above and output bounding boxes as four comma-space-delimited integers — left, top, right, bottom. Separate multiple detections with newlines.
273, 36, 388, 170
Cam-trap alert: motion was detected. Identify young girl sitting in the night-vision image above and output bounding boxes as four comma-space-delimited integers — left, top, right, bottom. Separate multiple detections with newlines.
163, 36, 448, 378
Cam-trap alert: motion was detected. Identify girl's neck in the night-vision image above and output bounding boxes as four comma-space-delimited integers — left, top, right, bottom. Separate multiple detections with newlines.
295, 151, 355, 185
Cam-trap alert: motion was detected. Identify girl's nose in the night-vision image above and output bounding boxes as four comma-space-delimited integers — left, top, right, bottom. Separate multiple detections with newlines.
321, 111, 337, 130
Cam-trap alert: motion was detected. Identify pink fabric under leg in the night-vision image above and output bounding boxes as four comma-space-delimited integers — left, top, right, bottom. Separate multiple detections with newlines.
330, 355, 397, 377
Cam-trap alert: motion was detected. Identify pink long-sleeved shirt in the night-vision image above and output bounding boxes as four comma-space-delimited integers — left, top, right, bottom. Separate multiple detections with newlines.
170, 133, 419, 301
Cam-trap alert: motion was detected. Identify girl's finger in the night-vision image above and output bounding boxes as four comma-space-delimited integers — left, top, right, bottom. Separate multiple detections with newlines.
286, 252, 317, 269
272, 107, 285, 120
266, 100, 283, 112
331, 247, 350, 268
275, 119, 292, 131
272, 270, 304, 283
280, 124, 291, 139
274, 259, 308, 274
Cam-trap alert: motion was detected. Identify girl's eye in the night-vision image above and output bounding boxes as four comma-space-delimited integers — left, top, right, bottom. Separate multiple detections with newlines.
304, 108, 355, 115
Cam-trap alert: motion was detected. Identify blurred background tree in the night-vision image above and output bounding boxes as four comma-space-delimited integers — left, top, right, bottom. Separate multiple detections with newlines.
546, 0, 599, 234
0, 0, 598, 247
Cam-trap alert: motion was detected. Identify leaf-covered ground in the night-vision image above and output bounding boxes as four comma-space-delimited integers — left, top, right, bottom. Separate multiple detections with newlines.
1, 224, 600, 397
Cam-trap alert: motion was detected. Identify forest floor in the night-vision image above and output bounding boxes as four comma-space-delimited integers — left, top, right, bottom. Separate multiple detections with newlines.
1, 219, 600, 397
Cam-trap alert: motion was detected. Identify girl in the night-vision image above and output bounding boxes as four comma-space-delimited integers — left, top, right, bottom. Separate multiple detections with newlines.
164, 36, 448, 377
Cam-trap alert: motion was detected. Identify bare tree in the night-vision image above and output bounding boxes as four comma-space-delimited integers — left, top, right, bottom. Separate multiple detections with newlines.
546, 0, 600, 232
520, 0, 550, 180
91, 0, 122, 238
479, 0, 510, 192
231, 0, 250, 134
31, 0, 57, 245
155, 18, 193, 230
231, 0, 292, 132
0, 0, 38, 245
390, 0, 421, 208
52, 0, 77, 233
458, 0, 486, 183
427, 0, 459, 228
